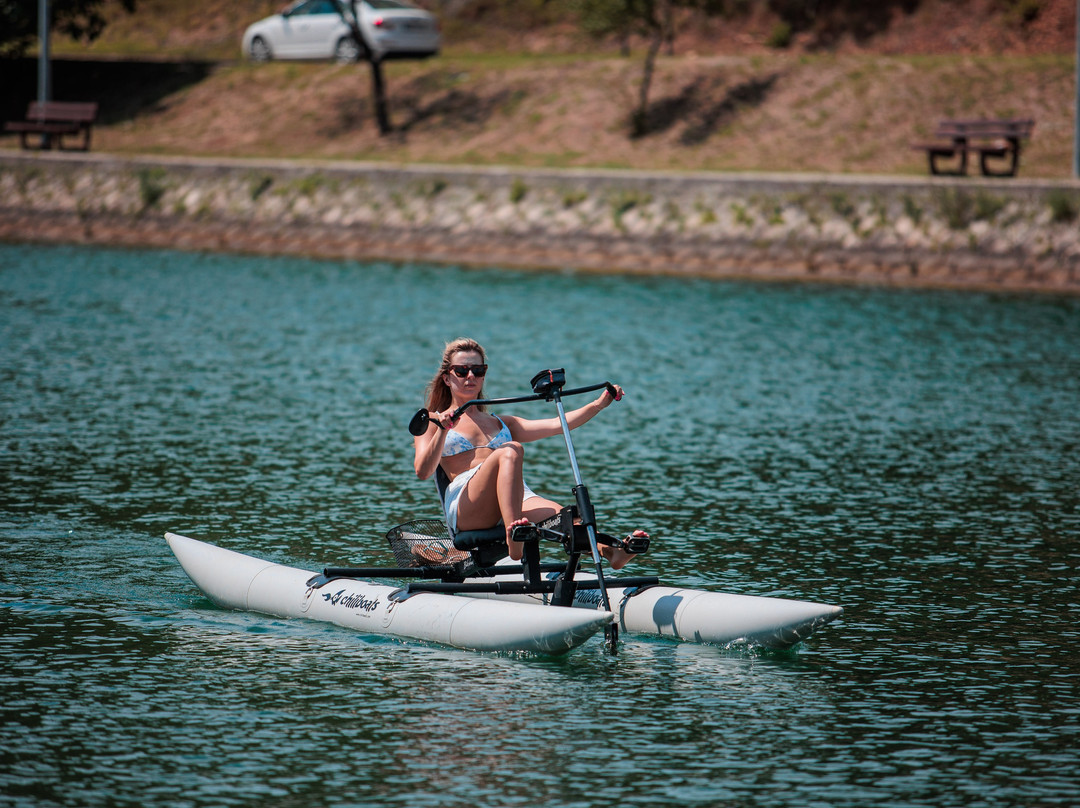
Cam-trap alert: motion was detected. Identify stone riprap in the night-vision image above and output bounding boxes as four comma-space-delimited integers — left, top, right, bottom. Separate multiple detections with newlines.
2, 151, 1079, 292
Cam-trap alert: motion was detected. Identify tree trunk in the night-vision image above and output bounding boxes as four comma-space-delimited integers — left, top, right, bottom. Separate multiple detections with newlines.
663, 0, 675, 56
336, 0, 392, 136
368, 57, 391, 136
633, 29, 664, 137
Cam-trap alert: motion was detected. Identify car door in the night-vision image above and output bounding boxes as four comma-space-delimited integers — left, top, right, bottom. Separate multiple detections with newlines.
301, 0, 345, 58
277, 0, 331, 58
269, 1, 306, 58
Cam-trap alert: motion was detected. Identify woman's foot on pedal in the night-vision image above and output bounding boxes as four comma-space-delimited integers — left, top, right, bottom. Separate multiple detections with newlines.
505, 517, 532, 560
604, 529, 649, 570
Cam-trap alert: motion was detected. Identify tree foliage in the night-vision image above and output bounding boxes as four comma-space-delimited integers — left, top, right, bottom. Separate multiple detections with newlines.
576, 0, 924, 135
0, 0, 137, 57
576, 0, 743, 135
577, 0, 740, 40
766, 0, 921, 47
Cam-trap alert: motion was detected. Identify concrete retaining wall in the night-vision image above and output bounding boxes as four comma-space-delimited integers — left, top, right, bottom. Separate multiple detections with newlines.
3, 150, 1079, 292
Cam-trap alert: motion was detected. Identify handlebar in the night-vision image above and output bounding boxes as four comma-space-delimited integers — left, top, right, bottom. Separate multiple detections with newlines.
452, 381, 618, 419
408, 375, 619, 436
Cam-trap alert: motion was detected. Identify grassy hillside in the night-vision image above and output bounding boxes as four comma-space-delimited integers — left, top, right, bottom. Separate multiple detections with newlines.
4, 0, 1078, 177
49, 0, 1080, 60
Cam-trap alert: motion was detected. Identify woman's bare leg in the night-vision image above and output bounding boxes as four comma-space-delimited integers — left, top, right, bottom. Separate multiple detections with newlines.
454, 444, 645, 566
455, 443, 532, 558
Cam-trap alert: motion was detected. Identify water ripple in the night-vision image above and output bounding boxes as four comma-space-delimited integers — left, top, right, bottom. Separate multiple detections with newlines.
1, 245, 1079, 807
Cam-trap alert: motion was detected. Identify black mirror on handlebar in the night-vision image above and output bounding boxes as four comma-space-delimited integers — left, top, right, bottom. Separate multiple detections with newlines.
530, 368, 566, 399
408, 408, 432, 436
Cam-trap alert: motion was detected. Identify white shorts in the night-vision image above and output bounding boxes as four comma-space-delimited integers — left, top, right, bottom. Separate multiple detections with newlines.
443, 464, 538, 535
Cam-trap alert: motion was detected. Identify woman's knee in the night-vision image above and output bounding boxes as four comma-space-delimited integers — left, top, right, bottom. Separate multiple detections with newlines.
492, 441, 525, 465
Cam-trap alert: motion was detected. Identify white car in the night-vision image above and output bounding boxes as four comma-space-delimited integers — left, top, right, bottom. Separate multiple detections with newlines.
242, 0, 440, 63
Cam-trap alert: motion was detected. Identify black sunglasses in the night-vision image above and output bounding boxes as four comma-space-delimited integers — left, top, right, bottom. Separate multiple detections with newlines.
448, 364, 488, 378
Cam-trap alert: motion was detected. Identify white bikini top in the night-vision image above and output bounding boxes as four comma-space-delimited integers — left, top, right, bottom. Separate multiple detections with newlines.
442, 416, 512, 457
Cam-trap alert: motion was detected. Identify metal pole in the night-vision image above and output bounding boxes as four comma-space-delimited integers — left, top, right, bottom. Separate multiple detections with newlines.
1074, 0, 1079, 177
553, 394, 614, 617
38, 0, 51, 103
38, 0, 52, 148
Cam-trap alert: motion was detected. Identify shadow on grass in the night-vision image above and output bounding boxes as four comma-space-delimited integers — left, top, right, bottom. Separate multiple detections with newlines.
634, 71, 780, 145
0, 57, 215, 126
397, 87, 524, 133
330, 69, 526, 137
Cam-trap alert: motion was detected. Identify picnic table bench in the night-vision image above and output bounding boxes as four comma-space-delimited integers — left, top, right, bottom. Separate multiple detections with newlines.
4, 101, 100, 151
913, 118, 1034, 177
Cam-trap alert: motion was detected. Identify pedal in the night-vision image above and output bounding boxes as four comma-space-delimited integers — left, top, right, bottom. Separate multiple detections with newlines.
597, 531, 650, 555
510, 523, 541, 543
623, 533, 650, 554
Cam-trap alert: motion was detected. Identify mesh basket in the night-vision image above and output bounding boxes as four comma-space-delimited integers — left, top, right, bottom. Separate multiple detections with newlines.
385, 519, 472, 569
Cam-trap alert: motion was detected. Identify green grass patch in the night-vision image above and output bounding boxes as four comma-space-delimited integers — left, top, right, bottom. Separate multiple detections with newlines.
936, 188, 975, 230
136, 167, 168, 211
610, 189, 652, 228
562, 189, 588, 208
731, 202, 754, 227
510, 178, 528, 204
249, 173, 274, 201
1046, 189, 1079, 223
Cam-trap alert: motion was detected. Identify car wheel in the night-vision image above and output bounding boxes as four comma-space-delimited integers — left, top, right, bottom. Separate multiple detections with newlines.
250, 36, 272, 62
334, 36, 365, 63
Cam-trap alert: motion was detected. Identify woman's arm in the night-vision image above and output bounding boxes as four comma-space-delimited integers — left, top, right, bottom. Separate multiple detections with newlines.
502, 386, 622, 443
413, 409, 457, 479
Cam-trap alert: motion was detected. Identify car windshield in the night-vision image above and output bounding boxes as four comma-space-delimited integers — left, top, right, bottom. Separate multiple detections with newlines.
366, 0, 414, 8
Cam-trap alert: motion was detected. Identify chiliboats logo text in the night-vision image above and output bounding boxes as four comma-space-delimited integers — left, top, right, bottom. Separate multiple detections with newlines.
322, 589, 381, 612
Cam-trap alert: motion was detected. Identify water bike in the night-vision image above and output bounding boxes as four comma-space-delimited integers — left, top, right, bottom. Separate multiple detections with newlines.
167, 369, 843, 655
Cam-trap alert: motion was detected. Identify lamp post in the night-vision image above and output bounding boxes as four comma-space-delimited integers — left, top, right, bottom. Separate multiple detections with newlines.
1074, 0, 1079, 177
38, 0, 51, 104
38, 0, 52, 148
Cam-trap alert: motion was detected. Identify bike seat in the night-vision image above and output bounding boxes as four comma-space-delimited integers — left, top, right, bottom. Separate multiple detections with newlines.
451, 526, 505, 552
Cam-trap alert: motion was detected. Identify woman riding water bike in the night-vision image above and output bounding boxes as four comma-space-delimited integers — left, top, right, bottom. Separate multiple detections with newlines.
413, 337, 646, 569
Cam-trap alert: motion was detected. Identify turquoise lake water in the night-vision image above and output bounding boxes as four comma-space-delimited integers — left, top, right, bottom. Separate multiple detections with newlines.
1, 243, 1078, 807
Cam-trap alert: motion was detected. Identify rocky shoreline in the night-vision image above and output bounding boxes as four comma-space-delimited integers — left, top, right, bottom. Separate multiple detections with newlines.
3, 150, 1079, 292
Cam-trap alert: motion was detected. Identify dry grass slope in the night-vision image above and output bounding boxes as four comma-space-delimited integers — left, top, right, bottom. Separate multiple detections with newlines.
3, 0, 1078, 177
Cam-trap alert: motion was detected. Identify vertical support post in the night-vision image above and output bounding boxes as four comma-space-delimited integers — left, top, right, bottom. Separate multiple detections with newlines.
38, 0, 52, 148
1074, 0, 1079, 177
553, 391, 618, 653
38, 0, 51, 103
